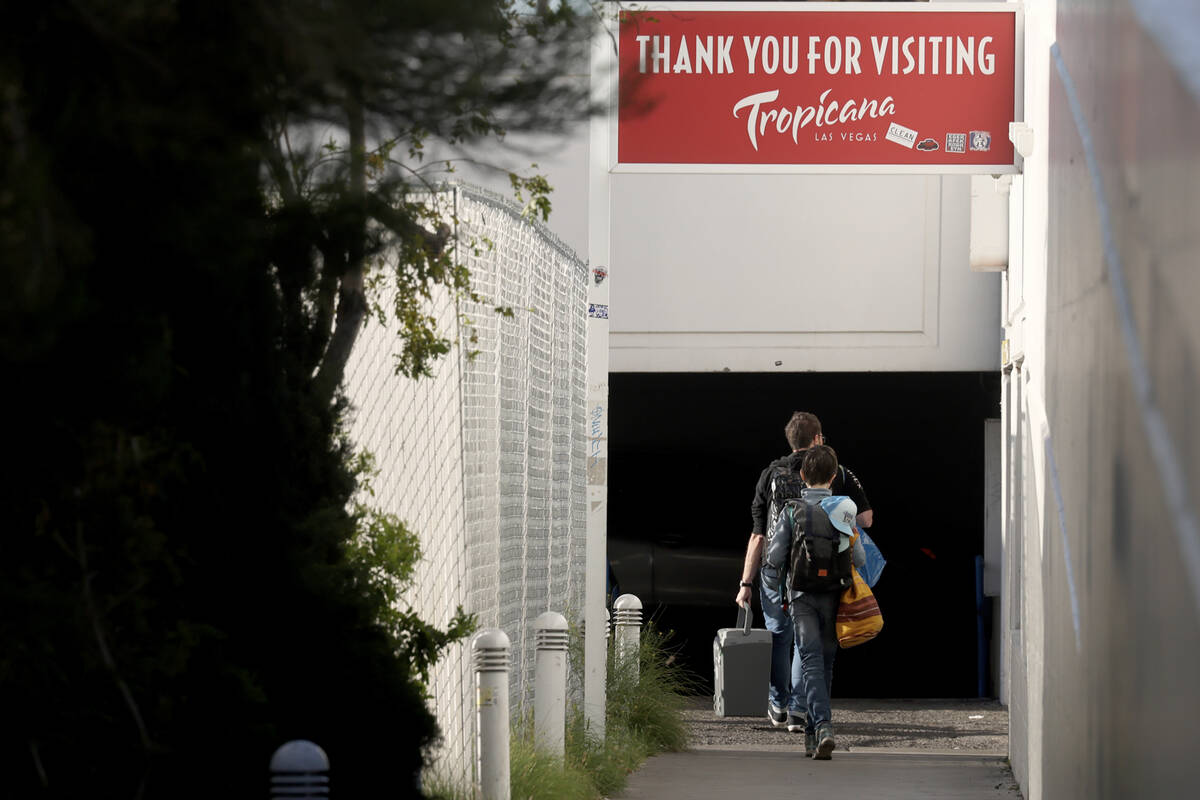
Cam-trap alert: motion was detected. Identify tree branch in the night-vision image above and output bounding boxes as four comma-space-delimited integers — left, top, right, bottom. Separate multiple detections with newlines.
312, 92, 368, 406
264, 135, 300, 206
76, 523, 153, 753
366, 194, 451, 256
312, 266, 366, 405
307, 261, 340, 372
29, 740, 47, 788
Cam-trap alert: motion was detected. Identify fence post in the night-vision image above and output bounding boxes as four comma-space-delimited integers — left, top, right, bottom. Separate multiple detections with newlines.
582, 608, 610, 643
472, 628, 511, 800
533, 611, 569, 758
612, 594, 643, 677
269, 740, 329, 799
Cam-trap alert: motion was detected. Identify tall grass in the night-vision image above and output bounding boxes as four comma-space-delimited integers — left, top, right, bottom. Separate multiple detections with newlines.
509, 729, 597, 800
604, 624, 697, 756
422, 776, 471, 800
428, 621, 699, 799
548, 621, 699, 798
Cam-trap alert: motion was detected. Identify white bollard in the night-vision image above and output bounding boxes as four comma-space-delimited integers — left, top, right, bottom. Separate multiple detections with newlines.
533, 611, 570, 758
612, 594, 643, 677
269, 740, 329, 799
472, 628, 511, 800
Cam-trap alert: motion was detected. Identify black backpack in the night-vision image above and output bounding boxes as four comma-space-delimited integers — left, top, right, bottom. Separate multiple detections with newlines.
784, 499, 853, 594
761, 463, 808, 567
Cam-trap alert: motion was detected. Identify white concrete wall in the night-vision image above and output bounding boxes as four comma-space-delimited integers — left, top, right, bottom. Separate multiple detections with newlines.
606, 171, 1001, 372
999, 0, 1053, 792
1001, 1, 1200, 797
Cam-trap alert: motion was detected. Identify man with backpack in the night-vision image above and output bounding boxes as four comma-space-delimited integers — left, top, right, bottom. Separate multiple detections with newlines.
764, 444, 864, 759
734, 412, 872, 733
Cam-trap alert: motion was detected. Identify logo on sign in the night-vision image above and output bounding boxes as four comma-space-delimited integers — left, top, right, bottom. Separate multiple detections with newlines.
945, 133, 966, 153
885, 122, 917, 149
588, 303, 609, 320
970, 131, 992, 151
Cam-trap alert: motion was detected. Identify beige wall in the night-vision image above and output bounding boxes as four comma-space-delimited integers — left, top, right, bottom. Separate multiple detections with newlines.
1002, 1, 1200, 797
607, 172, 1003, 372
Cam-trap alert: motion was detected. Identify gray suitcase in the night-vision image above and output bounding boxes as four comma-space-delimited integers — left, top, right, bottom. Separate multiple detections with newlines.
713, 603, 772, 717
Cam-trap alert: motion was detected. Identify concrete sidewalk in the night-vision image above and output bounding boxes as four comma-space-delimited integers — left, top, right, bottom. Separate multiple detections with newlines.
615, 746, 1018, 799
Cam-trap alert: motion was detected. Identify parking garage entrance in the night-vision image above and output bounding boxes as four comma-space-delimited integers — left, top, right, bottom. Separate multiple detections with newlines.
607, 370, 1000, 698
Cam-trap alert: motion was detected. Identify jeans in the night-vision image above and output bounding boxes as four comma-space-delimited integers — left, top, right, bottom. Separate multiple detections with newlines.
790, 590, 840, 732
760, 568, 804, 714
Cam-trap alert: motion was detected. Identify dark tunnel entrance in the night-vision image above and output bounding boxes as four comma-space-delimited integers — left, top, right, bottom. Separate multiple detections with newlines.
607, 371, 1001, 698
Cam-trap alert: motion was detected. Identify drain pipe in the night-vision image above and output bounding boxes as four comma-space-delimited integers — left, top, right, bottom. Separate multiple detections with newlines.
975, 554, 987, 698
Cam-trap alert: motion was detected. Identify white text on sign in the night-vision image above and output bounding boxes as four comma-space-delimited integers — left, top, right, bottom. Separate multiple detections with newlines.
634, 35, 996, 77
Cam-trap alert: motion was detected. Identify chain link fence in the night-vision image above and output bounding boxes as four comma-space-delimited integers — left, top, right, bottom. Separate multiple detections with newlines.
343, 184, 588, 787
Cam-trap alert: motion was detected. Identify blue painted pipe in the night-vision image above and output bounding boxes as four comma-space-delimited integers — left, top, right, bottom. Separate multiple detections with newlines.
975, 554, 986, 698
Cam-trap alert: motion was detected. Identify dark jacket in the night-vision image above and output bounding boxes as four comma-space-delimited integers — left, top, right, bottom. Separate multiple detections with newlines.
765, 487, 866, 599
749, 450, 871, 537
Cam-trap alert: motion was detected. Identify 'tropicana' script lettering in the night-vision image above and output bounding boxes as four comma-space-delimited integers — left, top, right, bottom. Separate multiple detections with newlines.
732, 89, 897, 151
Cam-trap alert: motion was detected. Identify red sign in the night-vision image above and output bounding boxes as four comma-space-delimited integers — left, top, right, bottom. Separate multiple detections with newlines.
617, 5, 1018, 170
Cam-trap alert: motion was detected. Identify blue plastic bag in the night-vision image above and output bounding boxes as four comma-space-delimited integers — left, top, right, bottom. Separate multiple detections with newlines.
857, 528, 887, 588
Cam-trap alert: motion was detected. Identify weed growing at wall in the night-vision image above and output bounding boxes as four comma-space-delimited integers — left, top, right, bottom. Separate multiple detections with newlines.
426, 620, 697, 799
495, 623, 698, 799
605, 624, 697, 756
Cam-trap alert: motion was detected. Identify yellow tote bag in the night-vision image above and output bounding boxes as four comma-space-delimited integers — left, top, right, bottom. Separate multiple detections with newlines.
836, 566, 883, 648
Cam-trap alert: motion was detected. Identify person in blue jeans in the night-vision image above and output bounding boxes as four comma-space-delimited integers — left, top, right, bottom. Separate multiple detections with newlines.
755, 559, 798, 727
735, 412, 872, 733
764, 444, 865, 760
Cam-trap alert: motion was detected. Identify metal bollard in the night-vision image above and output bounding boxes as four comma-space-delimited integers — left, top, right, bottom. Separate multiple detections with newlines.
472, 628, 511, 800
612, 594, 643, 677
533, 611, 569, 758
269, 740, 329, 799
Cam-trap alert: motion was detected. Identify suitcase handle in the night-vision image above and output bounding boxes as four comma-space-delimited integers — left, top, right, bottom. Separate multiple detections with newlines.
737, 601, 753, 635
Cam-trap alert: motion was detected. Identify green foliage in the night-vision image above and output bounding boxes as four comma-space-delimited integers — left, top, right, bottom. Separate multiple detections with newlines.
437, 621, 697, 800
558, 623, 699, 798
509, 170, 555, 222
563, 706, 647, 798
605, 625, 698, 755
347, 452, 476, 684
0, 1, 588, 798
428, 621, 697, 800
510, 732, 598, 800
421, 778, 474, 800
258, 0, 593, 392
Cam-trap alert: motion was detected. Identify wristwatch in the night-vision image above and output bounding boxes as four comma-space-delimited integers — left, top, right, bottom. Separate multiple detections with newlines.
739, 581, 753, 588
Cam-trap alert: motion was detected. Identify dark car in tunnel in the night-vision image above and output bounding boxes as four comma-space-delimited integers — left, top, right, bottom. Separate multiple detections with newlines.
609, 532, 741, 611
607, 371, 1000, 699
